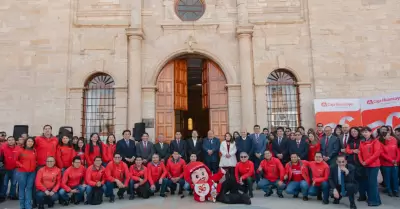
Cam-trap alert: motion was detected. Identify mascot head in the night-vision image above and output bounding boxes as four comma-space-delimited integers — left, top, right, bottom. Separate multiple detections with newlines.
184, 162, 212, 185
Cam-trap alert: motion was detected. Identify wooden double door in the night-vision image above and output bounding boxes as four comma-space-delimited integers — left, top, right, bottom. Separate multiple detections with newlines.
156, 59, 228, 142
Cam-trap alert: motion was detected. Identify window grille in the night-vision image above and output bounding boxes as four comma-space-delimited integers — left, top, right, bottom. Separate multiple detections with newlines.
82, 73, 115, 142
266, 69, 301, 131
175, 0, 206, 21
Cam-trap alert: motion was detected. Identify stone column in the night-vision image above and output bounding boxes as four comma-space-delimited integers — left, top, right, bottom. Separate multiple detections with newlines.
237, 25, 256, 130
226, 84, 242, 133
298, 83, 315, 129
254, 85, 268, 129
126, 28, 143, 129
142, 86, 157, 142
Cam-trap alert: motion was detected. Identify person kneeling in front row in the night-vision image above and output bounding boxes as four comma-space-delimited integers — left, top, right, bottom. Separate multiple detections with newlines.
85, 156, 106, 205
129, 156, 150, 199
284, 153, 310, 201
148, 154, 168, 197
166, 151, 186, 195
235, 152, 255, 198
35, 156, 61, 209
257, 151, 286, 198
308, 152, 330, 204
329, 155, 357, 209
105, 153, 130, 202
59, 156, 86, 205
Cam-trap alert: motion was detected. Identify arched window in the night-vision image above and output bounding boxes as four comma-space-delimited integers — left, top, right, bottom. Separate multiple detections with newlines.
82, 73, 115, 142
266, 69, 300, 130
175, 0, 206, 21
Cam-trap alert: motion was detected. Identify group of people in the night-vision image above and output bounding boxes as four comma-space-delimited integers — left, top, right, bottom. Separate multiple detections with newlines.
0, 123, 398, 209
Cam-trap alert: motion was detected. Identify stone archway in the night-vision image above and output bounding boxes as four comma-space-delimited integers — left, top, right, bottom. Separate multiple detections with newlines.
155, 54, 228, 142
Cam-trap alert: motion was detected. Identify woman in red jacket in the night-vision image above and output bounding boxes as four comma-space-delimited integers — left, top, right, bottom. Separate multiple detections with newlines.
308, 152, 330, 204
0, 136, 21, 200
359, 127, 382, 206
59, 156, 86, 205
35, 156, 61, 209
129, 156, 150, 199
16, 137, 37, 209
85, 156, 106, 205
235, 152, 255, 197
103, 134, 116, 164
85, 133, 107, 167
257, 150, 286, 198
307, 133, 320, 161
379, 128, 399, 197
74, 138, 85, 166
57, 135, 76, 172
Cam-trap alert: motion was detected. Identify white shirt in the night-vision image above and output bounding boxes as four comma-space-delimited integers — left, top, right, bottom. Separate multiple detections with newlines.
338, 167, 341, 185
192, 138, 197, 147
242, 137, 247, 140
160, 142, 163, 149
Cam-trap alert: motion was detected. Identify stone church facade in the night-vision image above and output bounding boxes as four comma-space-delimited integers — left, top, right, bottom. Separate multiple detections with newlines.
0, 0, 399, 140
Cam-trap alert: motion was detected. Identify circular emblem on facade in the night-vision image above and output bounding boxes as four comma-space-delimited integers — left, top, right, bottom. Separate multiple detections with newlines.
175, 0, 206, 21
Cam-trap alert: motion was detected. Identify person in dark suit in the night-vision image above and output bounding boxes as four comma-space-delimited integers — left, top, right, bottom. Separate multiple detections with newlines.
136, 133, 154, 165
339, 124, 350, 154
202, 130, 220, 174
288, 131, 309, 160
235, 129, 253, 162
153, 134, 170, 163
296, 126, 308, 141
320, 126, 340, 165
329, 155, 357, 209
272, 127, 289, 165
116, 130, 136, 167
186, 130, 202, 162
249, 125, 267, 183
169, 132, 187, 161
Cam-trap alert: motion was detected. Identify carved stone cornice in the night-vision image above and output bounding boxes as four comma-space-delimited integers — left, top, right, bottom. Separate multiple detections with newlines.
126, 28, 144, 39
236, 25, 254, 37
160, 22, 219, 32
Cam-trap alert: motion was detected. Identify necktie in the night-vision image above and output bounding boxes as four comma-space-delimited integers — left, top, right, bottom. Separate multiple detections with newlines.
340, 171, 346, 196
126, 140, 129, 147
144, 142, 147, 151
256, 134, 259, 143
344, 134, 348, 147
278, 137, 281, 145
297, 141, 300, 148
325, 136, 329, 147
177, 139, 180, 146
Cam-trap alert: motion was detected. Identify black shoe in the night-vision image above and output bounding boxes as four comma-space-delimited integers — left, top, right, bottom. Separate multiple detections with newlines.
48, 202, 54, 208
264, 191, 272, 197
189, 191, 193, 196
357, 196, 367, 201
278, 194, 284, 198
171, 191, 175, 195
84, 201, 89, 205
62, 200, 69, 206
0, 197, 5, 203
388, 192, 393, 197
322, 200, 329, 205
303, 196, 308, 201
10, 196, 18, 200
109, 197, 115, 203
350, 203, 357, 209
178, 189, 183, 195
38, 204, 44, 209
317, 194, 322, 200
129, 195, 135, 200
249, 193, 254, 198
160, 194, 167, 198
293, 194, 299, 198
333, 199, 340, 204
118, 195, 124, 200
74, 201, 80, 205
394, 192, 399, 197
32, 203, 37, 208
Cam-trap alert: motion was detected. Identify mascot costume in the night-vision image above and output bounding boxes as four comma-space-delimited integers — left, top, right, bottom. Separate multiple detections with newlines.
184, 161, 251, 204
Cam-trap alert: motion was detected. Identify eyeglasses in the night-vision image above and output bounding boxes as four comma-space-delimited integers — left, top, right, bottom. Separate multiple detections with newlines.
317, 125, 323, 127
240, 156, 248, 159
46, 161, 55, 163
73, 161, 81, 164
337, 161, 345, 164
114, 156, 121, 159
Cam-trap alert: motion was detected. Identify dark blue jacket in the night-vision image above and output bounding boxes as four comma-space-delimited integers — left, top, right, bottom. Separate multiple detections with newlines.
236, 136, 253, 157
202, 137, 220, 162
116, 139, 136, 160
288, 139, 309, 160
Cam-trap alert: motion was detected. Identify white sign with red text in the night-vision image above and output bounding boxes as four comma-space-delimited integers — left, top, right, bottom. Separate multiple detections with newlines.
314, 99, 362, 128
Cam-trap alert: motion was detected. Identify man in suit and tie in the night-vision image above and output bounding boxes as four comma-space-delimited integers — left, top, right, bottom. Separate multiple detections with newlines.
186, 130, 202, 162
136, 133, 154, 165
170, 132, 187, 161
272, 127, 289, 165
249, 125, 267, 183
116, 129, 137, 167
329, 155, 357, 209
339, 124, 350, 154
288, 131, 309, 160
320, 126, 340, 165
154, 134, 170, 163
202, 130, 220, 174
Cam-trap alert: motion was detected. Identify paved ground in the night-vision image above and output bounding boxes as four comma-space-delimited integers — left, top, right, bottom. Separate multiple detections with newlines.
1, 191, 399, 209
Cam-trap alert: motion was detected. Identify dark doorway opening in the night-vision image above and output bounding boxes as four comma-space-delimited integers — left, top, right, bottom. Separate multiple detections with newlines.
174, 58, 209, 139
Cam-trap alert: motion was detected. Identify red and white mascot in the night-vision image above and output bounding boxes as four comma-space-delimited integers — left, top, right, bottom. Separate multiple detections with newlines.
184, 162, 251, 204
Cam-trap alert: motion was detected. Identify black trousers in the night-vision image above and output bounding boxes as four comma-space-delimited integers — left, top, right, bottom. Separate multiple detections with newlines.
205, 161, 219, 174
333, 183, 357, 204
217, 180, 251, 205
238, 177, 254, 196
220, 167, 239, 194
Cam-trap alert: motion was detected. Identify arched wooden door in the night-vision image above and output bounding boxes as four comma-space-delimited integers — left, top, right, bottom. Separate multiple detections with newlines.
203, 61, 228, 141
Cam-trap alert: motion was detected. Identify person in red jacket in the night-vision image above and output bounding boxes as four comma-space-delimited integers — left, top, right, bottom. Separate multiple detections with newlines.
85, 133, 107, 167
308, 133, 321, 161
257, 150, 286, 198
128, 156, 150, 200
105, 153, 130, 202
74, 138, 85, 166
379, 128, 399, 197
359, 127, 382, 206
284, 153, 310, 201
16, 137, 37, 209
308, 152, 330, 204
235, 152, 255, 197
59, 156, 86, 205
56, 135, 77, 172
35, 156, 61, 209
166, 151, 186, 195
84, 156, 106, 205
148, 153, 168, 197
35, 125, 58, 167
0, 136, 21, 200
104, 134, 116, 164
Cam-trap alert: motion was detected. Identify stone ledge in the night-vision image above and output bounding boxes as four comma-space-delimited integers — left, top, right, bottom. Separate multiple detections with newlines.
159, 21, 219, 32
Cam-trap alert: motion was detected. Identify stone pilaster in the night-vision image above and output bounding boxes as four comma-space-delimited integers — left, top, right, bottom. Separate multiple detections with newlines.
237, 25, 256, 130
142, 86, 156, 142
298, 83, 314, 129
254, 85, 268, 129
226, 84, 241, 132
126, 28, 143, 129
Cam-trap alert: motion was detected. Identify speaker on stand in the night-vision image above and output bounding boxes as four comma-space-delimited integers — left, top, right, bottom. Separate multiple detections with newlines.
58, 126, 73, 139
13, 125, 29, 139
133, 123, 145, 142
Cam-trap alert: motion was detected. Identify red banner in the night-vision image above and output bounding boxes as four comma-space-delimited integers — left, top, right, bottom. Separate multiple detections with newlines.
314, 99, 362, 128
360, 93, 400, 132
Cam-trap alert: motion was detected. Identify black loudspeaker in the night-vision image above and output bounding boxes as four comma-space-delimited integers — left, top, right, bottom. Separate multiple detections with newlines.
13, 125, 29, 138
134, 123, 145, 142
59, 126, 73, 139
